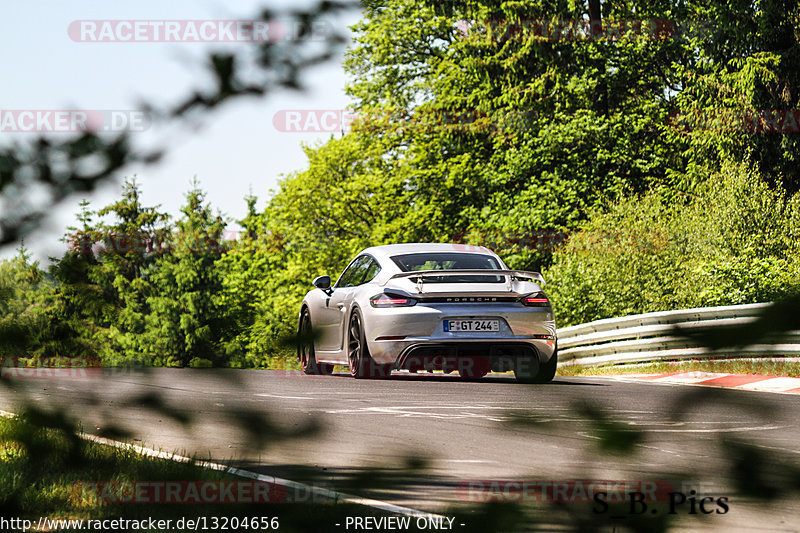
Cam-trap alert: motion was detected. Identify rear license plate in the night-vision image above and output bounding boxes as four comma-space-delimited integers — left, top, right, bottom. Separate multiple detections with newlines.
444, 319, 500, 332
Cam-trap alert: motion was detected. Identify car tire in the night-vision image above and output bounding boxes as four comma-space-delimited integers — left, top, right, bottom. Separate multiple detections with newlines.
514, 350, 557, 384
348, 309, 385, 379
298, 308, 334, 375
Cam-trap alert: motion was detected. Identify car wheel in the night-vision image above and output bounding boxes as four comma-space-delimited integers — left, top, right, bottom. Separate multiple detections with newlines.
348, 309, 385, 379
514, 350, 557, 384
298, 308, 333, 375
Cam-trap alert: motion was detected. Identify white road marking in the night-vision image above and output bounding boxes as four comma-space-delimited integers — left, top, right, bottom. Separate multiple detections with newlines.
324, 405, 533, 422
636, 443, 685, 457
439, 459, 497, 464
256, 393, 314, 400
579, 424, 784, 438
748, 442, 800, 456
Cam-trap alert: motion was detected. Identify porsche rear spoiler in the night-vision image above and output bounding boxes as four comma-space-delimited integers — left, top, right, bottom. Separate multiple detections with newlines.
385, 269, 545, 293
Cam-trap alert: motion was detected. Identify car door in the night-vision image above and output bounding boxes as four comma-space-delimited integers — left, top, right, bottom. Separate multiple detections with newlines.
316, 255, 370, 352
332, 256, 383, 351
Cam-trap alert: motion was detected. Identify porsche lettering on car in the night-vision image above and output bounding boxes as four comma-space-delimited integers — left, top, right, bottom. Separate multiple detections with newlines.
297, 243, 557, 383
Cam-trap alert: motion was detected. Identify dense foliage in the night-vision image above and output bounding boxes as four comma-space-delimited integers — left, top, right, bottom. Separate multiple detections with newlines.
546, 161, 800, 325
1, 0, 798, 366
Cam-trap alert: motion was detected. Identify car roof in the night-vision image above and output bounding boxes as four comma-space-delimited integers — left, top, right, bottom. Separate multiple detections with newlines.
360, 243, 500, 263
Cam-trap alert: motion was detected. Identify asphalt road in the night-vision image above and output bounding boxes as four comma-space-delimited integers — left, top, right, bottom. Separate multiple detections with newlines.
2, 368, 799, 531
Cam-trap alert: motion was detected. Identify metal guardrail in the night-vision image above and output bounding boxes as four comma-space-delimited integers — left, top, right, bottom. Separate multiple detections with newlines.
555, 303, 800, 367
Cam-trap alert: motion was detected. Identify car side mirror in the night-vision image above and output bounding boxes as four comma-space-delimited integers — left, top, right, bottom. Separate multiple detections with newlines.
313, 275, 333, 295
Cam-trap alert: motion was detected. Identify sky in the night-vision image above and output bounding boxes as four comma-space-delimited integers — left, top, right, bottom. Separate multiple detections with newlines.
1, 0, 360, 263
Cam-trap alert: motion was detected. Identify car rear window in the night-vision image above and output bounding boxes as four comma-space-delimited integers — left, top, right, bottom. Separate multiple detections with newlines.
390, 253, 503, 283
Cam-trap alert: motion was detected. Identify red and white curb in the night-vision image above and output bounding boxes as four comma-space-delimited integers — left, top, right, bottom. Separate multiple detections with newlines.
607, 372, 800, 395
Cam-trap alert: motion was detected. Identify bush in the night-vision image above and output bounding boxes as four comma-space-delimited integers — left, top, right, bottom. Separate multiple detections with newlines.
545, 162, 800, 326
188, 357, 213, 368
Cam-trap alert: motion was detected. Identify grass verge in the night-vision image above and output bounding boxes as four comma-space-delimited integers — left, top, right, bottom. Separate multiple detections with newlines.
558, 358, 800, 378
0, 413, 400, 532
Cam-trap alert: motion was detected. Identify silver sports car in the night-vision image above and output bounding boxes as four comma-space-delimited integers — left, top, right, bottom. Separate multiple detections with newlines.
297, 243, 557, 383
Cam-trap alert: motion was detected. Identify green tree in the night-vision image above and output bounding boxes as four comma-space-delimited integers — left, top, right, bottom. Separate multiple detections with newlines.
335, 0, 707, 268
41, 182, 172, 363
0, 246, 51, 358
44, 200, 113, 359
143, 182, 228, 366
216, 209, 289, 367
92, 180, 172, 360
671, 0, 800, 193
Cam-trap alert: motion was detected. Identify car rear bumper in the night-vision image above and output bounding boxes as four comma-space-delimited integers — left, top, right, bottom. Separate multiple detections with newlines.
398, 340, 554, 373
369, 337, 556, 367
363, 302, 556, 365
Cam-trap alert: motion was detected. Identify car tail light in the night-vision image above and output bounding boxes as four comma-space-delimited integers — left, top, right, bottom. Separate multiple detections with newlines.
370, 293, 417, 307
521, 292, 550, 307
